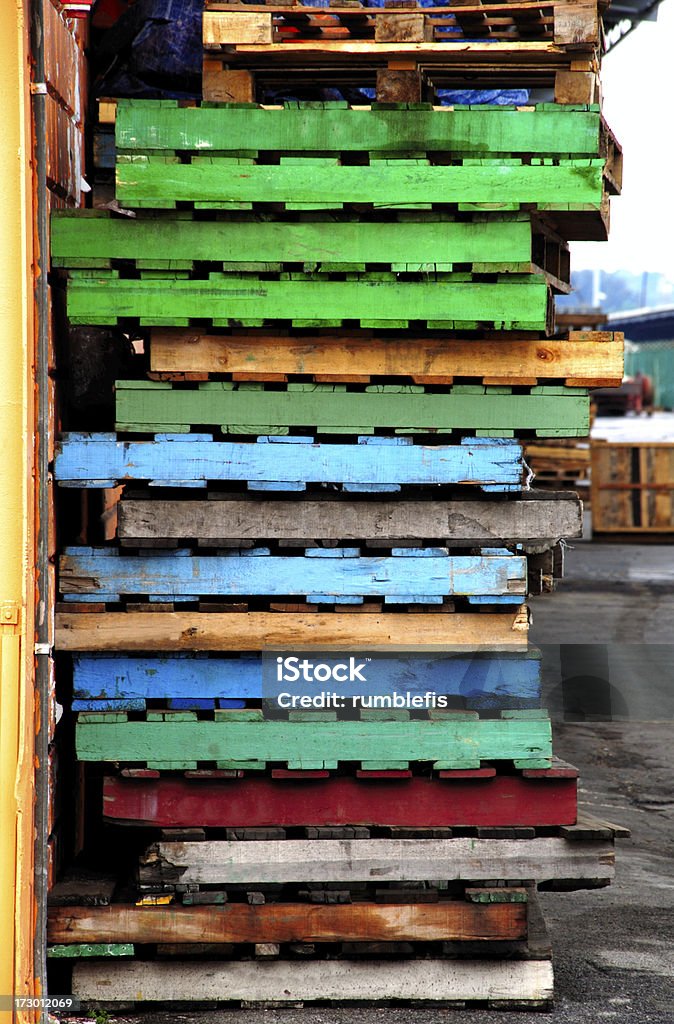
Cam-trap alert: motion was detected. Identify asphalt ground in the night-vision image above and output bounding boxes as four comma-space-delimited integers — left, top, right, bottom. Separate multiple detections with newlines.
59, 539, 674, 1024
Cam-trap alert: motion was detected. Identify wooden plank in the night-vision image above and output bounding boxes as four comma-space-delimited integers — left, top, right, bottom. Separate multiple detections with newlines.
115, 159, 604, 209
202, 63, 255, 103
54, 435, 526, 490
72, 651, 542, 708
47, 943, 134, 958
101, 769, 577, 828
118, 495, 583, 543
75, 714, 552, 768
52, 211, 536, 268
148, 330, 623, 387
60, 548, 528, 601
48, 901, 527, 945
67, 274, 553, 332
135, 835, 610, 884
72, 958, 554, 1003
55, 608, 530, 653
115, 101, 602, 155
113, 382, 588, 436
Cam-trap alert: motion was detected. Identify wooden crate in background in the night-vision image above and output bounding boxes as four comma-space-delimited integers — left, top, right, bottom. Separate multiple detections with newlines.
591, 441, 674, 534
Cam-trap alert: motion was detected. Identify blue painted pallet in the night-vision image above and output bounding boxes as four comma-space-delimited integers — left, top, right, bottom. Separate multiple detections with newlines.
59, 547, 527, 605
71, 652, 542, 712
54, 434, 524, 493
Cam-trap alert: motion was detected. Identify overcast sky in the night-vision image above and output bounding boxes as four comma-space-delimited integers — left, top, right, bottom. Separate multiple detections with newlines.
571, 0, 674, 274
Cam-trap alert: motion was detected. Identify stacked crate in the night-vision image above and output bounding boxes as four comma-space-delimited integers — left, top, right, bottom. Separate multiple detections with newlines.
48, 0, 627, 1008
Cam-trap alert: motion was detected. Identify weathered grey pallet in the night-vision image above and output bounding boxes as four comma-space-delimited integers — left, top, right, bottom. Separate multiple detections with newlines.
72, 957, 554, 1004
118, 494, 582, 547
138, 836, 615, 885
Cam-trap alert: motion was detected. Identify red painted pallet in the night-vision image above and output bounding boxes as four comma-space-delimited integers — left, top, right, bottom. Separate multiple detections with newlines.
103, 760, 578, 828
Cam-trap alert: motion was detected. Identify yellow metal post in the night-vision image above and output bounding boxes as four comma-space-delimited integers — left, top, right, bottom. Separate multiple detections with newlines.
0, 1, 37, 1020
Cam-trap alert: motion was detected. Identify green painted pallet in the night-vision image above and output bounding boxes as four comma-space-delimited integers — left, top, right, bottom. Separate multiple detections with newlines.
47, 943, 134, 958
52, 210, 540, 270
67, 271, 551, 331
75, 709, 552, 770
115, 157, 605, 210
115, 381, 590, 437
115, 100, 603, 156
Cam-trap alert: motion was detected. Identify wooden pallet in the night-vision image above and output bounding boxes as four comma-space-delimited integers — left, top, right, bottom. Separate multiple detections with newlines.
51, 209, 571, 291
71, 650, 543, 712
66, 270, 555, 333
75, 709, 552, 770
49, 894, 529, 945
72, 956, 554, 1005
55, 434, 527, 491
113, 100, 607, 157
101, 762, 578, 828
134, 829, 616, 886
59, 547, 527, 604
114, 157, 606, 212
54, 607, 531, 653
202, 1, 601, 48
144, 329, 622, 387
112, 381, 589, 438
591, 441, 674, 534
116, 494, 582, 545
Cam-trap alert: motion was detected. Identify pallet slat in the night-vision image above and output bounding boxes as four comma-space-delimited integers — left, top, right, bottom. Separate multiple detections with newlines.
54, 435, 526, 490
147, 330, 622, 387
59, 548, 528, 601
48, 901, 528, 945
55, 609, 530, 653
113, 382, 588, 437
115, 101, 603, 155
67, 274, 554, 333
72, 957, 555, 1004
75, 713, 552, 769
101, 769, 578, 828
135, 835, 611, 884
115, 159, 604, 210
72, 652, 543, 709
118, 496, 582, 544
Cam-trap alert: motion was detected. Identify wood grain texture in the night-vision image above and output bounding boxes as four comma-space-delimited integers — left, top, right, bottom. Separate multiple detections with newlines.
48, 901, 527, 945
52, 211, 536, 267
72, 651, 542, 708
54, 435, 526, 490
68, 273, 552, 332
55, 608, 530, 653
149, 330, 623, 387
115, 100, 602, 155
115, 158, 604, 209
59, 548, 528, 601
72, 957, 555, 1003
76, 713, 552, 769
135, 835, 612, 884
118, 495, 583, 544
113, 382, 588, 436
101, 769, 578, 828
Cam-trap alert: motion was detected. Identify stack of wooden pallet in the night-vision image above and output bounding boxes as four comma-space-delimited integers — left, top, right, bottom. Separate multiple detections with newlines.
48, 1, 627, 1009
